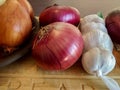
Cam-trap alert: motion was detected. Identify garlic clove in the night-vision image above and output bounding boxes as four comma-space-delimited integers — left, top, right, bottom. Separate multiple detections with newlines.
83, 30, 113, 52
81, 14, 105, 25
82, 47, 116, 76
81, 22, 108, 35
100, 49, 116, 75
82, 47, 101, 75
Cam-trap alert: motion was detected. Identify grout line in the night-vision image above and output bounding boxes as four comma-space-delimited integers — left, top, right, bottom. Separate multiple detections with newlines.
0, 74, 120, 79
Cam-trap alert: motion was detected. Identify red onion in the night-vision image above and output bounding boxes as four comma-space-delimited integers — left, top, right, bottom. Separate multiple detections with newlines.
39, 5, 80, 26
32, 22, 84, 70
105, 10, 120, 44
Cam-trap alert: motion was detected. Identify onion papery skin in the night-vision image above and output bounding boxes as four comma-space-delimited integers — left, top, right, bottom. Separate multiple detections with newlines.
105, 10, 120, 44
32, 22, 84, 70
39, 5, 80, 26
0, 0, 32, 49
18, 0, 34, 19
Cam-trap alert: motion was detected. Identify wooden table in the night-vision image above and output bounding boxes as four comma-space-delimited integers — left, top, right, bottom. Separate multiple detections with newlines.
0, 49, 120, 90
0, 0, 120, 90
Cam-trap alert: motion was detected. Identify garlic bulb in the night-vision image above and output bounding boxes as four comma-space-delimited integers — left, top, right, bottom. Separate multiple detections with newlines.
82, 47, 115, 76
82, 47, 120, 90
83, 30, 113, 52
81, 14, 105, 25
80, 22, 108, 34
81, 14, 120, 90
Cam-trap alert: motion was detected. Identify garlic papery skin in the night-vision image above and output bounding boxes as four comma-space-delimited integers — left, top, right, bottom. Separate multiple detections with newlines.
96, 70, 120, 90
80, 22, 108, 35
80, 14, 105, 25
82, 47, 116, 76
80, 14, 120, 90
0, 0, 6, 6
83, 30, 113, 52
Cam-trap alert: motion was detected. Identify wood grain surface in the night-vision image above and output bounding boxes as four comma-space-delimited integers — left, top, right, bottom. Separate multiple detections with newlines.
0, 48, 120, 90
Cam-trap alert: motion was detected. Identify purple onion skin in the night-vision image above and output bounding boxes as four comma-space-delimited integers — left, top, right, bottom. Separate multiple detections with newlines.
39, 5, 80, 27
32, 22, 84, 71
105, 10, 120, 44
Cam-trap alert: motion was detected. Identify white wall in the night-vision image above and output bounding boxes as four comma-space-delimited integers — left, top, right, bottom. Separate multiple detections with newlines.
29, 0, 120, 17
53, 0, 120, 17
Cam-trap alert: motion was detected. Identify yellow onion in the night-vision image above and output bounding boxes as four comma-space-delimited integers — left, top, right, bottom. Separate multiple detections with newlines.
0, 0, 33, 52
18, 0, 34, 19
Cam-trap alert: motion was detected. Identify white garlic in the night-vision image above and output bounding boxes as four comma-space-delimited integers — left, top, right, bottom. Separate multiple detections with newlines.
82, 47, 120, 90
83, 30, 113, 52
81, 14, 120, 90
82, 47, 116, 76
81, 22, 108, 35
81, 14, 105, 25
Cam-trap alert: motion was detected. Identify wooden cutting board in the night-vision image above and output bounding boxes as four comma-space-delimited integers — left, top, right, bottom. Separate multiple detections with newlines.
0, 48, 120, 90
